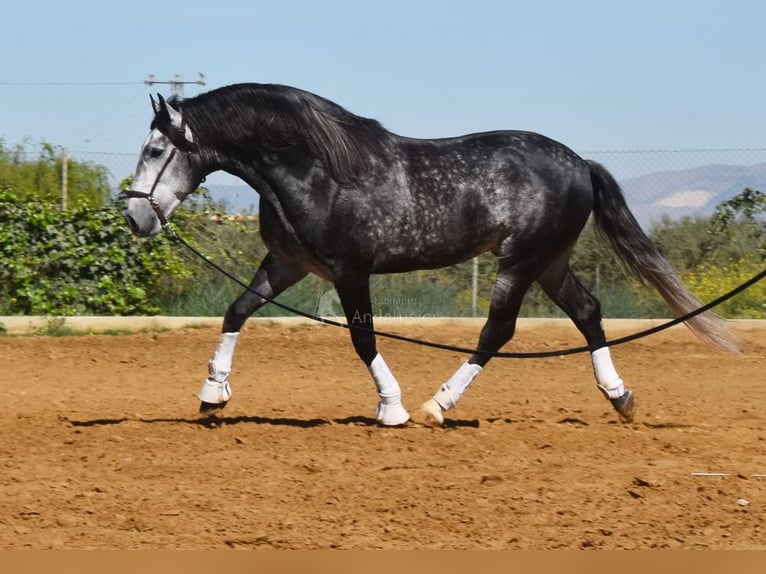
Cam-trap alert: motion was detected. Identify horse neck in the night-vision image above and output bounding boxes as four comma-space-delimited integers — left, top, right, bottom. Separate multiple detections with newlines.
212, 150, 331, 214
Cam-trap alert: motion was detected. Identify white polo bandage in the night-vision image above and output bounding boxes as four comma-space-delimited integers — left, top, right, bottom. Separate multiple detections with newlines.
591, 347, 626, 399
369, 353, 410, 425
198, 332, 240, 405
433, 361, 483, 410
369, 353, 402, 405
207, 332, 240, 383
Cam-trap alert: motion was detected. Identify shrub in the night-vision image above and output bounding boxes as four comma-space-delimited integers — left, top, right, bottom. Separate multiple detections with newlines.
682, 258, 766, 319
0, 188, 190, 315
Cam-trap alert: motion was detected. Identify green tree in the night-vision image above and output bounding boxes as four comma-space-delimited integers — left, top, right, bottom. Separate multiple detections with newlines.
709, 187, 765, 260
0, 139, 111, 207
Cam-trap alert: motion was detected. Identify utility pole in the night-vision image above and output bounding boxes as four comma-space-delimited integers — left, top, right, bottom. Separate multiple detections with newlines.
144, 73, 206, 98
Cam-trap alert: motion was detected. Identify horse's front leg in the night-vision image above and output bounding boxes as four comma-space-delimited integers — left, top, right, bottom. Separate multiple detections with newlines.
335, 274, 410, 426
198, 253, 306, 414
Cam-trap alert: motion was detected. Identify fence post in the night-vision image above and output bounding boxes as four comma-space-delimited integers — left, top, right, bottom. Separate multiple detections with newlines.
471, 256, 478, 317
61, 147, 68, 210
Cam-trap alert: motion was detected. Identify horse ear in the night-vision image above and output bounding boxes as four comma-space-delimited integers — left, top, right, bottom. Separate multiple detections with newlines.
156, 93, 196, 149
159, 95, 177, 123
150, 94, 161, 114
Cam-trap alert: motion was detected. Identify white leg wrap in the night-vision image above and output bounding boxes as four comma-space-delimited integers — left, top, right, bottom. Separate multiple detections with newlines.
368, 354, 410, 425
433, 361, 483, 410
591, 347, 626, 399
207, 332, 240, 382
198, 332, 239, 404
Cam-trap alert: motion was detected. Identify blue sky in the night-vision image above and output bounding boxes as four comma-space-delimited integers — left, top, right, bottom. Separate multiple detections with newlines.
2, 0, 765, 157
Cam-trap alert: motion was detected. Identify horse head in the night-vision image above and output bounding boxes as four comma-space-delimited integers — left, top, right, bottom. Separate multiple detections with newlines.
123, 94, 203, 236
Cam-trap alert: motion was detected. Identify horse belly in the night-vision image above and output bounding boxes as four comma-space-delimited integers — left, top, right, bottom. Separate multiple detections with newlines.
370, 210, 501, 273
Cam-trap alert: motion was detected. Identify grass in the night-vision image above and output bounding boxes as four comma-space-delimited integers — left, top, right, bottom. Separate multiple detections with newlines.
33, 318, 80, 337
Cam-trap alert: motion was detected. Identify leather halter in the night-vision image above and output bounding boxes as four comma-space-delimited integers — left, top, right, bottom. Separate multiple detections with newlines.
124, 146, 178, 228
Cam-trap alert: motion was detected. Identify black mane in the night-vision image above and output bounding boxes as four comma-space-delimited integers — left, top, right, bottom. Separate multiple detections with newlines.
167, 83, 392, 185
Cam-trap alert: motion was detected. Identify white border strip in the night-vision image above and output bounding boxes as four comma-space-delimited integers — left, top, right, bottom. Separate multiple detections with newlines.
1, 316, 764, 335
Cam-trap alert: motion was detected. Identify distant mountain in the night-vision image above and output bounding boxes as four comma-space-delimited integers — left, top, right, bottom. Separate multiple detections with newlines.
622, 162, 766, 229
207, 184, 259, 214
206, 163, 766, 230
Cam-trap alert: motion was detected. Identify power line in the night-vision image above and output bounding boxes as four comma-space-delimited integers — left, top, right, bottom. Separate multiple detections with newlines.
0, 81, 145, 86
1, 74, 208, 91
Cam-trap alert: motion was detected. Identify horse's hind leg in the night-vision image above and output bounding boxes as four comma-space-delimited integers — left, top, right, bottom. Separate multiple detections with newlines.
334, 273, 410, 426
198, 253, 307, 415
537, 261, 636, 422
415, 263, 534, 426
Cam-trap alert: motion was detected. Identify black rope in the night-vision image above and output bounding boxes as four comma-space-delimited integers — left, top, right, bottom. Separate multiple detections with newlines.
166, 226, 765, 359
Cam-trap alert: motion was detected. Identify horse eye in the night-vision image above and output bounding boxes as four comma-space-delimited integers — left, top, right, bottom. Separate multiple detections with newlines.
149, 147, 164, 159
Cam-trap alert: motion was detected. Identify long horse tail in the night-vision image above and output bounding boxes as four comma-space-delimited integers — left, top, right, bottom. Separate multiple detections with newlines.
586, 160, 741, 352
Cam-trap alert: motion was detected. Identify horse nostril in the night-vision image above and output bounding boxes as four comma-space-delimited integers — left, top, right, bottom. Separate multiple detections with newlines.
124, 213, 139, 234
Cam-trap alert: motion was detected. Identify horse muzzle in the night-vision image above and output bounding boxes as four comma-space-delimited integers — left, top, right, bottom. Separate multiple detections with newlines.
123, 198, 165, 237
123, 211, 162, 237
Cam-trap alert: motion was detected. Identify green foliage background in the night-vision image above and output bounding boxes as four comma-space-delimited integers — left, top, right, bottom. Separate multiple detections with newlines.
1, 140, 764, 319
0, 187, 189, 315
0, 140, 111, 207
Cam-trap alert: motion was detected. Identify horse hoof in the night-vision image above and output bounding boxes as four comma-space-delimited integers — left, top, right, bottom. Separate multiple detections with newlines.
610, 391, 636, 423
375, 402, 410, 426
411, 399, 445, 427
199, 400, 228, 416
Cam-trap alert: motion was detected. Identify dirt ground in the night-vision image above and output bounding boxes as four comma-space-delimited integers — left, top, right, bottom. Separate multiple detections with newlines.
1, 319, 765, 550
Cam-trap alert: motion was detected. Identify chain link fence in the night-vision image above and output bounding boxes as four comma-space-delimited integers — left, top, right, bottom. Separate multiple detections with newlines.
6, 141, 765, 224
586, 148, 766, 228
63, 147, 766, 230
5, 144, 766, 318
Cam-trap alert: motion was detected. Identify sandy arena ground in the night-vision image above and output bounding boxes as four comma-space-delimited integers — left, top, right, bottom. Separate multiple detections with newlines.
1, 319, 765, 549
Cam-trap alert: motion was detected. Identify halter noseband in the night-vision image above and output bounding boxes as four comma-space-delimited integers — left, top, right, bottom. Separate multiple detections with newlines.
124, 146, 178, 228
